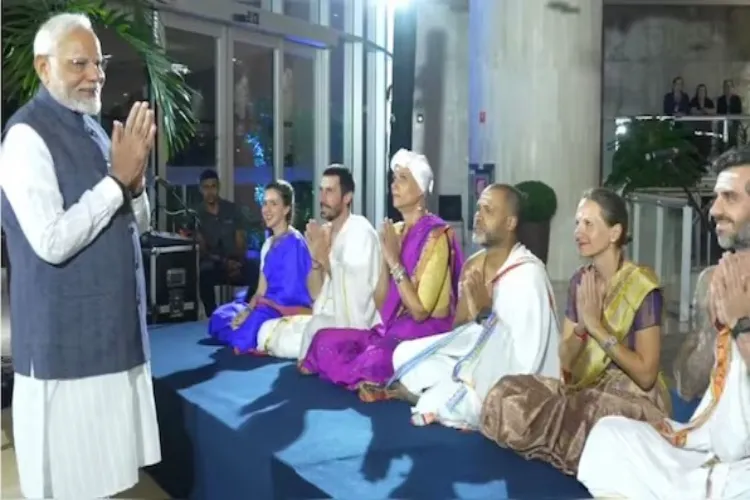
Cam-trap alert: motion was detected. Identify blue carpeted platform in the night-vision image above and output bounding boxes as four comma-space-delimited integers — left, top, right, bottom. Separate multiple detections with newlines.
147, 321, 699, 500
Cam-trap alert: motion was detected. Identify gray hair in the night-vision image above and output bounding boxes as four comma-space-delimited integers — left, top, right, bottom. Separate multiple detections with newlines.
711, 145, 750, 175
33, 13, 93, 56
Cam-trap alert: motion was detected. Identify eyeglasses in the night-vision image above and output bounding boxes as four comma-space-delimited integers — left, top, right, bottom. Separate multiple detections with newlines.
48, 54, 112, 74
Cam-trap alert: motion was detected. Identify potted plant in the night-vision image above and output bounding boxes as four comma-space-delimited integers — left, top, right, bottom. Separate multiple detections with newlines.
515, 180, 558, 264
2, 0, 196, 157
605, 118, 707, 227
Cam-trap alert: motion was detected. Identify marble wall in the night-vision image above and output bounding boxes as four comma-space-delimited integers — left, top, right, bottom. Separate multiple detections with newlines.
410, 1, 470, 218
602, 5, 750, 176
412, 2, 750, 195
408, 3, 475, 258
604, 5, 750, 117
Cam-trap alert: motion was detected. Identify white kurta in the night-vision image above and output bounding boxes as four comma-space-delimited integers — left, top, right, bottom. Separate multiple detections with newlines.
256, 214, 381, 359
577, 338, 750, 500
1, 123, 161, 498
391, 244, 561, 429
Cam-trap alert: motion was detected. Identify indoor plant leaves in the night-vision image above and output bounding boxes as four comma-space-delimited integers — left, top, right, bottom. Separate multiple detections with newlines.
2, 0, 196, 159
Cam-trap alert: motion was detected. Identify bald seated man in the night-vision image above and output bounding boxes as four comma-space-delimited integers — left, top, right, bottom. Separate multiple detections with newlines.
0, 13, 160, 498
360, 184, 560, 430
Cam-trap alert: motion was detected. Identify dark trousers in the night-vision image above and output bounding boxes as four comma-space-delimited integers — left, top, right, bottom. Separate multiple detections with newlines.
199, 258, 259, 316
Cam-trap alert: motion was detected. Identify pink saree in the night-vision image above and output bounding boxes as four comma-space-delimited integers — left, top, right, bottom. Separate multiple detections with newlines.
300, 213, 464, 390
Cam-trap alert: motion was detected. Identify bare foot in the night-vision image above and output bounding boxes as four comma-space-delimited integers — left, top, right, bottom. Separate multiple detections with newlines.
391, 381, 419, 405
358, 382, 392, 403
358, 381, 419, 405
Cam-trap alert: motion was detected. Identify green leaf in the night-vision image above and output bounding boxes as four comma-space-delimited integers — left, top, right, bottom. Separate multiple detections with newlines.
605, 118, 706, 194
2, 0, 196, 159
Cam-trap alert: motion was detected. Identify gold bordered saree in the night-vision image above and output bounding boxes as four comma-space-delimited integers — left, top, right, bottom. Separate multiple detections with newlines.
478, 262, 672, 475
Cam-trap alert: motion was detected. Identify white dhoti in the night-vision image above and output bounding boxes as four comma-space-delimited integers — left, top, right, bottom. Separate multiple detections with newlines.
579, 335, 750, 500
257, 214, 381, 361
391, 245, 561, 430
392, 324, 485, 428
578, 416, 750, 500
257, 313, 339, 360
13, 362, 161, 499
393, 324, 482, 395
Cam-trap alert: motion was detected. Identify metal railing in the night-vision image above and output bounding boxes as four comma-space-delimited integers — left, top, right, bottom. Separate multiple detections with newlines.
626, 191, 717, 324
615, 113, 750, 136
604, 114, 750, 178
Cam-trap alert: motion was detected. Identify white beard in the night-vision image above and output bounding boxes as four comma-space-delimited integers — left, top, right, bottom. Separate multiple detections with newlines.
47, 74, 101, 115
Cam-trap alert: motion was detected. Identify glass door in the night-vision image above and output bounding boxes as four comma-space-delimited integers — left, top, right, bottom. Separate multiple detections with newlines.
158, 12, 226, 231
282, 43, 317, 229
229, 30, 278, 252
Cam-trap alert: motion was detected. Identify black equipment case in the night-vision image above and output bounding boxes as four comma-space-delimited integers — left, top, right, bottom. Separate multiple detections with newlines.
141, 232, 199, 324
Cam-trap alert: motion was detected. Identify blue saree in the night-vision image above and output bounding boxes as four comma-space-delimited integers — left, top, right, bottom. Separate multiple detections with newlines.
208, 229, 313, 352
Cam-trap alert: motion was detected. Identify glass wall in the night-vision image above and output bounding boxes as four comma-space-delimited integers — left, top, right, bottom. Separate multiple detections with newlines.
284, 49, 317, 227
231, 34, 275, 249
153, 0, 392, 228
158, 15, 222, 232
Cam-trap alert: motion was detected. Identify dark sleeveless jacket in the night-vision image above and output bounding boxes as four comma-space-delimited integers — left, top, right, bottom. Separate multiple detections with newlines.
1, 88, 145, 379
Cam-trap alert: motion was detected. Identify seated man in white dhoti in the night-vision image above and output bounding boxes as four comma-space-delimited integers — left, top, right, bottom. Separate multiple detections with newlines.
359, 184, 560, 430
578, 148, 750, 500
0, 14, 160, 498
256, 165, 381, 359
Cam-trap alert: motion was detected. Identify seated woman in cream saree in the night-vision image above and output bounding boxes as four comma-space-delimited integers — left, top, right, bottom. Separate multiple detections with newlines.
479, 188, 672, 476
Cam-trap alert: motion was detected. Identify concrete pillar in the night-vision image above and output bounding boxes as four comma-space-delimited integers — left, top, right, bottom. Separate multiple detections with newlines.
469, 0, 604, 280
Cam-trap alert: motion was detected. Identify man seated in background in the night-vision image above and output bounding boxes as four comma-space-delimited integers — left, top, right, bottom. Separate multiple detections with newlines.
359, 184, 559, 431
194, 169, 258, 316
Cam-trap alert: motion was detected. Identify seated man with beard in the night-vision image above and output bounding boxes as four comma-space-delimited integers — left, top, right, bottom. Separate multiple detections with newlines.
577, 149, 750, 500
254, 165, 381, 359
359, 184, 560, 431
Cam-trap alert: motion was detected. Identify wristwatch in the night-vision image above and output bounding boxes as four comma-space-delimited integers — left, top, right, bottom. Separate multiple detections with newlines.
731, 316, 750, 339
475, 306, 493, 325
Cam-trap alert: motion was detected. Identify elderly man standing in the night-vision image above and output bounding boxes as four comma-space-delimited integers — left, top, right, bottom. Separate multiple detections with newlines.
0, 13, 160, 498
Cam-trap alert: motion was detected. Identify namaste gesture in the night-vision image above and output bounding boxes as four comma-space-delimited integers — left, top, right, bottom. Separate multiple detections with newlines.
305, 220, 331, 265
712, 252, 750, 329
462, 267, 491, 319
111, 101, 156, 194
379, 218, 401, 268
576, 268, 606, 332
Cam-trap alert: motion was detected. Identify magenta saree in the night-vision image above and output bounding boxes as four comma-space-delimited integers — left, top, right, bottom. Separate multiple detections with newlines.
300, 213, 464, 389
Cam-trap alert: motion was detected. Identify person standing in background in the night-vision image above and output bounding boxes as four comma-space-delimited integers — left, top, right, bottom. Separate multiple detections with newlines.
663, 76, 691, 116
0, 13, 161, 498
717, 79, 744, 149
717, 79, 743, 115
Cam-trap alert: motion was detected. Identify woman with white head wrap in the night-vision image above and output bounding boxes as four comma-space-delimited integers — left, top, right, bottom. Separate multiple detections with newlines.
389, 148, 434, 206
299, 149, 465, 395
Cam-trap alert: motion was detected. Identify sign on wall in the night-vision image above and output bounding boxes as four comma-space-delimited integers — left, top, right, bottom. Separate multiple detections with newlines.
468, 162, 495, 228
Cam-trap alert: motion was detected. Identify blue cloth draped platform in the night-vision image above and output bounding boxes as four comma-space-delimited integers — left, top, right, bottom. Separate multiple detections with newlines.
147, 321, 701, 500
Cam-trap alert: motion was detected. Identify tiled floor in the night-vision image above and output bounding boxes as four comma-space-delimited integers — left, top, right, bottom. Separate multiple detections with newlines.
0, 280, 691, 498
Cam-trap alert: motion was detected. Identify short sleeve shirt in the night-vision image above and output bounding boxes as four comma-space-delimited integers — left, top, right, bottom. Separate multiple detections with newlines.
196, 199, 242, 257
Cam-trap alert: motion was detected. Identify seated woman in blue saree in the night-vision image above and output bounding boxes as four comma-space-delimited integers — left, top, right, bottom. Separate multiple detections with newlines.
208, 180, 313, 354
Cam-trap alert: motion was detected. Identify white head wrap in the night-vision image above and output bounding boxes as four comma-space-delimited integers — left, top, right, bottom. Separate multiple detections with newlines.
389, 148, 434, 194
